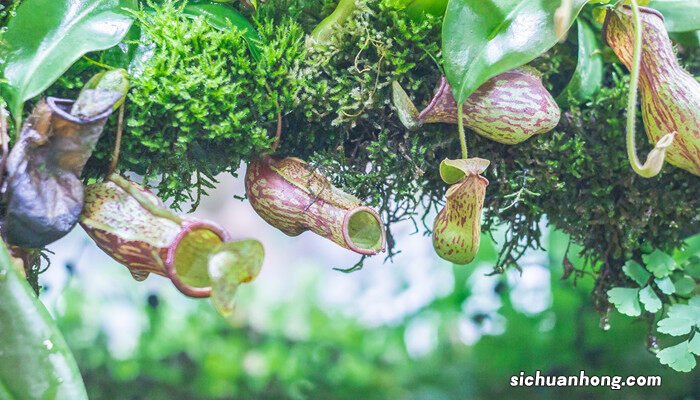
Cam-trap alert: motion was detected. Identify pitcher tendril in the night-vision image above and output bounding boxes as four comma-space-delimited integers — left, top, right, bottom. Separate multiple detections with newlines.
457, 104, 468, 159
107, 103, 125, 177
624, 0, 674, 178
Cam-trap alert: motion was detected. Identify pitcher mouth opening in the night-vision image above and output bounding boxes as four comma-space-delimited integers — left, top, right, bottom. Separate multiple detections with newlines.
342, 207, 386, 255
47, 96, 113, 124
165, 220, 231, 298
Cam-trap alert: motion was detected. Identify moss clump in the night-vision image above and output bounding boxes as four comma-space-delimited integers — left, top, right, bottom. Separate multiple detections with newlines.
77, 2, 307, 206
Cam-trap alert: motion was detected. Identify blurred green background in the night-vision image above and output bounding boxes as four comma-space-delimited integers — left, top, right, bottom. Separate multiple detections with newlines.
44, 224, 699, 400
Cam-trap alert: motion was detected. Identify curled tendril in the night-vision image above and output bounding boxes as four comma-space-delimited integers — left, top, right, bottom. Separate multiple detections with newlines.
624, 0, 674, 178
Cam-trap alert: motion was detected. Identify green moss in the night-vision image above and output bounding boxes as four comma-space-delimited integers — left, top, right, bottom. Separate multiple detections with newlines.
76, 2, 307, 206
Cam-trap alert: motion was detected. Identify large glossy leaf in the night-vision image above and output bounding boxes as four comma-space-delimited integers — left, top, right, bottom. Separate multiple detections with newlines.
0, 0, 136, 124
559, 19, 603, 103
182, 2, 261, 60
648, 0, 700, 32
670, 31, 700, 47
0, 240, 88, 400
442, 0, 588, 104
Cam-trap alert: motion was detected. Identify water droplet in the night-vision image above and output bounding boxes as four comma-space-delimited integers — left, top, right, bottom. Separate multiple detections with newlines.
130, 271, 149, 281
646, 335, 660, 354
599, 315, 611, 331
43, 339, 54, 351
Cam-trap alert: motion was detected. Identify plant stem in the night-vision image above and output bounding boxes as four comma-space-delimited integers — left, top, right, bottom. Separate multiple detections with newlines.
264, 82, 282, 152
14, 115, 22, 140
82, 55, 113, 70
309, 0, 357, 46
457, 104, 468, 159
0, 108, 8, 188
108, 174, 184, 225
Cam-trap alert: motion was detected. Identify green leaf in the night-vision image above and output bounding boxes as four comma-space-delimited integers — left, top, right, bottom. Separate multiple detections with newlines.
684, 256, 700, 279
672, 274, 696, 296
655, 276, 676, 295
689, 335, 700, 356
0, 240, 88, 399
391, 81, 421, 130
0, 0, 136, 124
559, 19, 604, 103
101, 22, 142, 70
622, 260, 651, 286
182, 3, 261, 61
657, 341, 696, 372
674, 233, 700, 263
639, 285, 662, 313
643, 249, 677, 278
648, 0, 700, 32
442, 0, 588, 104
691, 295, 700, 309
657, 299, 700, 336
670, 31, 700, 47
607, 287, 642, 317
